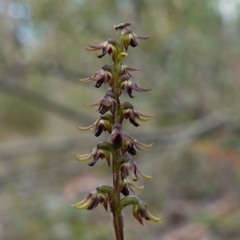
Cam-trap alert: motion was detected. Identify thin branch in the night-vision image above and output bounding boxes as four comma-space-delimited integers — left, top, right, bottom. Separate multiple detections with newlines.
0, 80, 94, 124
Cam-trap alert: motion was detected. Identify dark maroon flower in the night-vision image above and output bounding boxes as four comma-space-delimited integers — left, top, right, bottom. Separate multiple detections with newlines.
80, 65, 113, 88
77, 113, 113, 137
72, 190, 108, 211
84, 89, 117, 114
121, 132, 153, 155
120, 181, 129, 196
120, 179, 144, 196
132, 200, 161, 225
120, 102, 154, 127
118, 74, 151, 98
108, 122, 126, 149
120, 153, 152, 181
118, 63, 142, 78
88, 148, 110, 167
75, 142, 112, 166
119, 196, 161, 225
85, 38, 120, 61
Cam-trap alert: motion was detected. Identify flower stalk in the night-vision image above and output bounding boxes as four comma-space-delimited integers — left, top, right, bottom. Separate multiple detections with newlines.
73, 23, 160, 240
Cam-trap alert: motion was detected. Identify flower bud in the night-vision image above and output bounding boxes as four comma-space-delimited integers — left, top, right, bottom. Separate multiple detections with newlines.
120, 28, 150, 51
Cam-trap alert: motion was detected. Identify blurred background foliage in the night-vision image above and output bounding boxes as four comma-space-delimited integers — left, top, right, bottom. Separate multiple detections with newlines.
1, 0, 240, 239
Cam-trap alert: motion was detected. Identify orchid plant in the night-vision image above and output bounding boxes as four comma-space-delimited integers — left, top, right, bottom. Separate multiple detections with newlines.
72, 23, 161, 240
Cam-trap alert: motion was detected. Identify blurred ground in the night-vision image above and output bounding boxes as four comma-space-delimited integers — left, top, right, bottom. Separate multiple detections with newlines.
0, 0, 240, 239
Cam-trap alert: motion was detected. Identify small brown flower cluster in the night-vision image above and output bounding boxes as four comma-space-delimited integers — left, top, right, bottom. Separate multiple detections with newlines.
73, 23, 161, 238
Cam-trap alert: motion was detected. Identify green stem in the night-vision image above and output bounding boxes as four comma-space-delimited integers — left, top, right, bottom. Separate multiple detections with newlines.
111, 48, 124, 240
112, 149, 124, 240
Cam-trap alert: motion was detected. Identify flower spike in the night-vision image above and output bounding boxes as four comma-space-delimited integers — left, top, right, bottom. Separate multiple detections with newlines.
76, 23, 160, 237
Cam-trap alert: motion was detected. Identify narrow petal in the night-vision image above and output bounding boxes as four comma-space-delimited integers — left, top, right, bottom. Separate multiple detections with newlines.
77, 124, 95, 131
135, 116, 152, 122
87, 45, 104, 49
72, 191, 97, 209
84, 101, 100, 108
79, 77, 92, 82
72, 198, 93, 209
136, 141, 154, 148
126, 66, 142, 71
72, 197, 89, 207
135, 111, 154, 118
85, 47, 101, 51
74, 153, 93, 162
137, 168, 152, 180
127, 179, 144, 190
131, 83, 151, 92
129, 169, 138, 181
143, 209, 162, 223
134, 34, 150, 40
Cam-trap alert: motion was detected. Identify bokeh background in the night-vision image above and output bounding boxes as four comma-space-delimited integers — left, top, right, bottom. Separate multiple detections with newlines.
1, 0, 240, 239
